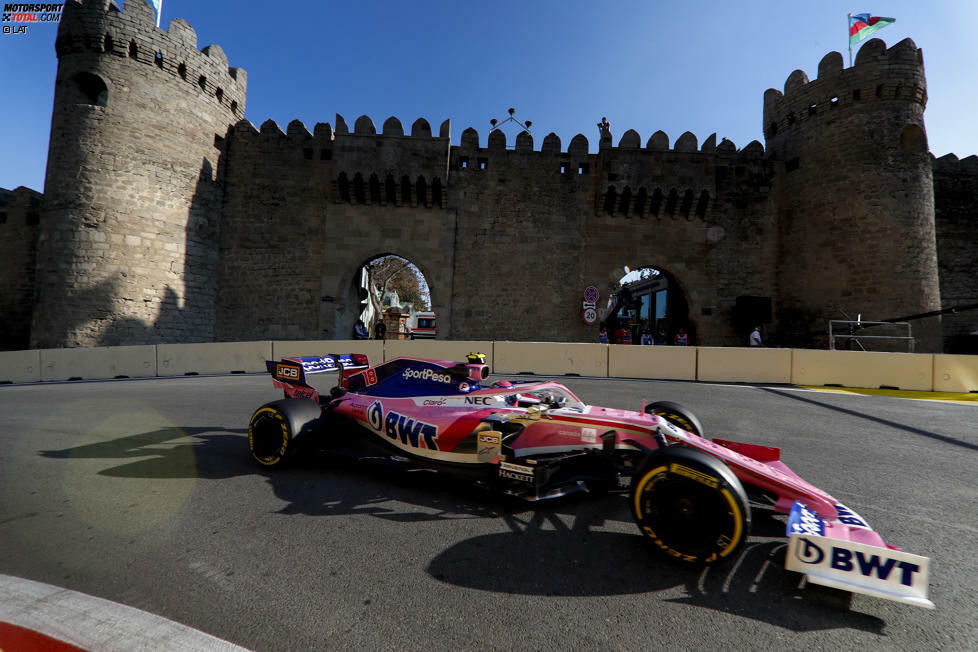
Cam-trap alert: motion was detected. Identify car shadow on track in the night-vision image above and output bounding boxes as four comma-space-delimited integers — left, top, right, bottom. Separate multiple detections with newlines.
426, 505, 884, 634
40, 426, 253, 479
268, 456, 883, 634
39, 427, 885, 633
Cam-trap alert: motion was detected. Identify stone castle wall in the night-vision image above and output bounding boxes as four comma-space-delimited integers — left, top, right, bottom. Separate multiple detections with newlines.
933, 154, 978, 351
8, 0, 976, 353
30, 0, 244, 348
764, 40, 942, 351
445, 128, 778, 345
0, 187, 43, 350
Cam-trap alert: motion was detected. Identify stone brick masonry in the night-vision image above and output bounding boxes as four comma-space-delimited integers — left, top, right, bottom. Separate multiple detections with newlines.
1, 0, 975, 353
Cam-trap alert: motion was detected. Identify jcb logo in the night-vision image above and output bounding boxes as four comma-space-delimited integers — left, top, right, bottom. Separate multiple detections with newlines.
276, 364, 300, 379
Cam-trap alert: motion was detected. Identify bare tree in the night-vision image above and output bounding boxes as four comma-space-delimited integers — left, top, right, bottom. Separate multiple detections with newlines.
363, 256, 430, 329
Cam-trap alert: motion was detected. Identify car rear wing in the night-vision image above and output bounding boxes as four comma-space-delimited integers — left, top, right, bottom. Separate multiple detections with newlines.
267, 354, 370, 400
267, 354, 370, 384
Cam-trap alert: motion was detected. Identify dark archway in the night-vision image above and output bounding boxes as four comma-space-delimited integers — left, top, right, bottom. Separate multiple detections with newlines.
355, 254, 433, 340
601, 265, 693, 346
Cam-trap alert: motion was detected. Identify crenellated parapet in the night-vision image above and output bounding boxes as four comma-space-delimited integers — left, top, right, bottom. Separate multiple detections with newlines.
932, 152, 978, 178
763, 38, 925, 150
227, 117, 333, 163
450, 126, 764, 158
55, 0, 246, 120
932, 153, 978, 224
451, 124, 768, 220
330, 114, 452, 209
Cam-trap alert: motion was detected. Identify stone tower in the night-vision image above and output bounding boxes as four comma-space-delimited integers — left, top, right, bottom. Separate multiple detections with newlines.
30, 0, 245, 347
764, 38, 942, 350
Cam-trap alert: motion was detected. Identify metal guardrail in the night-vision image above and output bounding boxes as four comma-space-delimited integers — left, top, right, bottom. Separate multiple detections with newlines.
828, 319, 914, 352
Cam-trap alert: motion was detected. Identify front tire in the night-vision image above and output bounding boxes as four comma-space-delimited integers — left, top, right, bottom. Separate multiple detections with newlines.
630, 446, 750, 565
248, 399, 323, 467
645, 400, 703, 437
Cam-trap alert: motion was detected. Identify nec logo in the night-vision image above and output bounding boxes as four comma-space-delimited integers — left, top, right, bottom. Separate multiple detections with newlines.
795, 539, 921, 586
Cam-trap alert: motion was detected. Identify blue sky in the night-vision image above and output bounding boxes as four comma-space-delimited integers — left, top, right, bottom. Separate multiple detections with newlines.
2, 0, 977, 192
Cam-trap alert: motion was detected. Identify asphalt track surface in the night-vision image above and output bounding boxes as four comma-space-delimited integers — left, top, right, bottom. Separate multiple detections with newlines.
1, 374, 976, 651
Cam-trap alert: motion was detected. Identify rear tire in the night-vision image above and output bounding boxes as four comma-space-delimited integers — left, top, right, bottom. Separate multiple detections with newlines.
645, 401, 703, 437
248, 399, 323, 467
630, 446, 750, 565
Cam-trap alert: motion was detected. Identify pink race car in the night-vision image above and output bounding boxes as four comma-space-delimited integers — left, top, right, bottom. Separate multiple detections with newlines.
248, 353, 933, 609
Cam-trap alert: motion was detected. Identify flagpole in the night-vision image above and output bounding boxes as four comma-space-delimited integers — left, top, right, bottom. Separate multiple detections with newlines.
156, 0, 162, 28
847, 13, 852, 67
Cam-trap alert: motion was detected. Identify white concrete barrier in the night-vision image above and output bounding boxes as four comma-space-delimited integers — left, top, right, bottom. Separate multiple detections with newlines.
608, 345, 697, 381
493, 342, 608, 376
157, 341, 272, 376
5, 340, 971, 398
697, 347, 792, 384
932, 354, 978, 393
383, 340, 493, 366
39, 345, 157, 382
273, 339, 384, 364
791, 349, 934, 391
0, 349, 42, 384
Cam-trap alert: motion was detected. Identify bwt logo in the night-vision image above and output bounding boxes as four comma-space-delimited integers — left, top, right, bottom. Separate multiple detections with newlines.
366, 400, 385, 431
795, 539, 921, 586
366, 401, 438, 450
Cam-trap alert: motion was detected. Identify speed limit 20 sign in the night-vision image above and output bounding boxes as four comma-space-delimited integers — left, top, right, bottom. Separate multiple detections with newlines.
583, 286, 599, 324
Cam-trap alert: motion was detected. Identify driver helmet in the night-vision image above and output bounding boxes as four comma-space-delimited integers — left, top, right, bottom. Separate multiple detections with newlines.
492, 380, 518, 406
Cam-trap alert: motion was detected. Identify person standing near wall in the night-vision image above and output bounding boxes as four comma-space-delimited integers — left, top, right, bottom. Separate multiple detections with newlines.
674, 328, 689, 346
750, 326, 763, 346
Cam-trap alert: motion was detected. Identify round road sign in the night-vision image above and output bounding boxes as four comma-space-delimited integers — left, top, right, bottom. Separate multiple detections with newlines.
583, 307, 598, 324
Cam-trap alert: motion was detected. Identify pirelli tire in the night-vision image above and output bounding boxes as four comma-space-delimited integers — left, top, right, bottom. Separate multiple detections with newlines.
645, 400, 704, 437
248, 398, 323, 467
630, 446, 750, 566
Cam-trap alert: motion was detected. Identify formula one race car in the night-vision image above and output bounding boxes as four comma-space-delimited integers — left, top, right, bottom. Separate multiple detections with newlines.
248, 353, 933, 609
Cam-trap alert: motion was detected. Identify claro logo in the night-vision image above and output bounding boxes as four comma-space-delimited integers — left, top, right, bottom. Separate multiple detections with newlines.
402, 368, 452, 384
